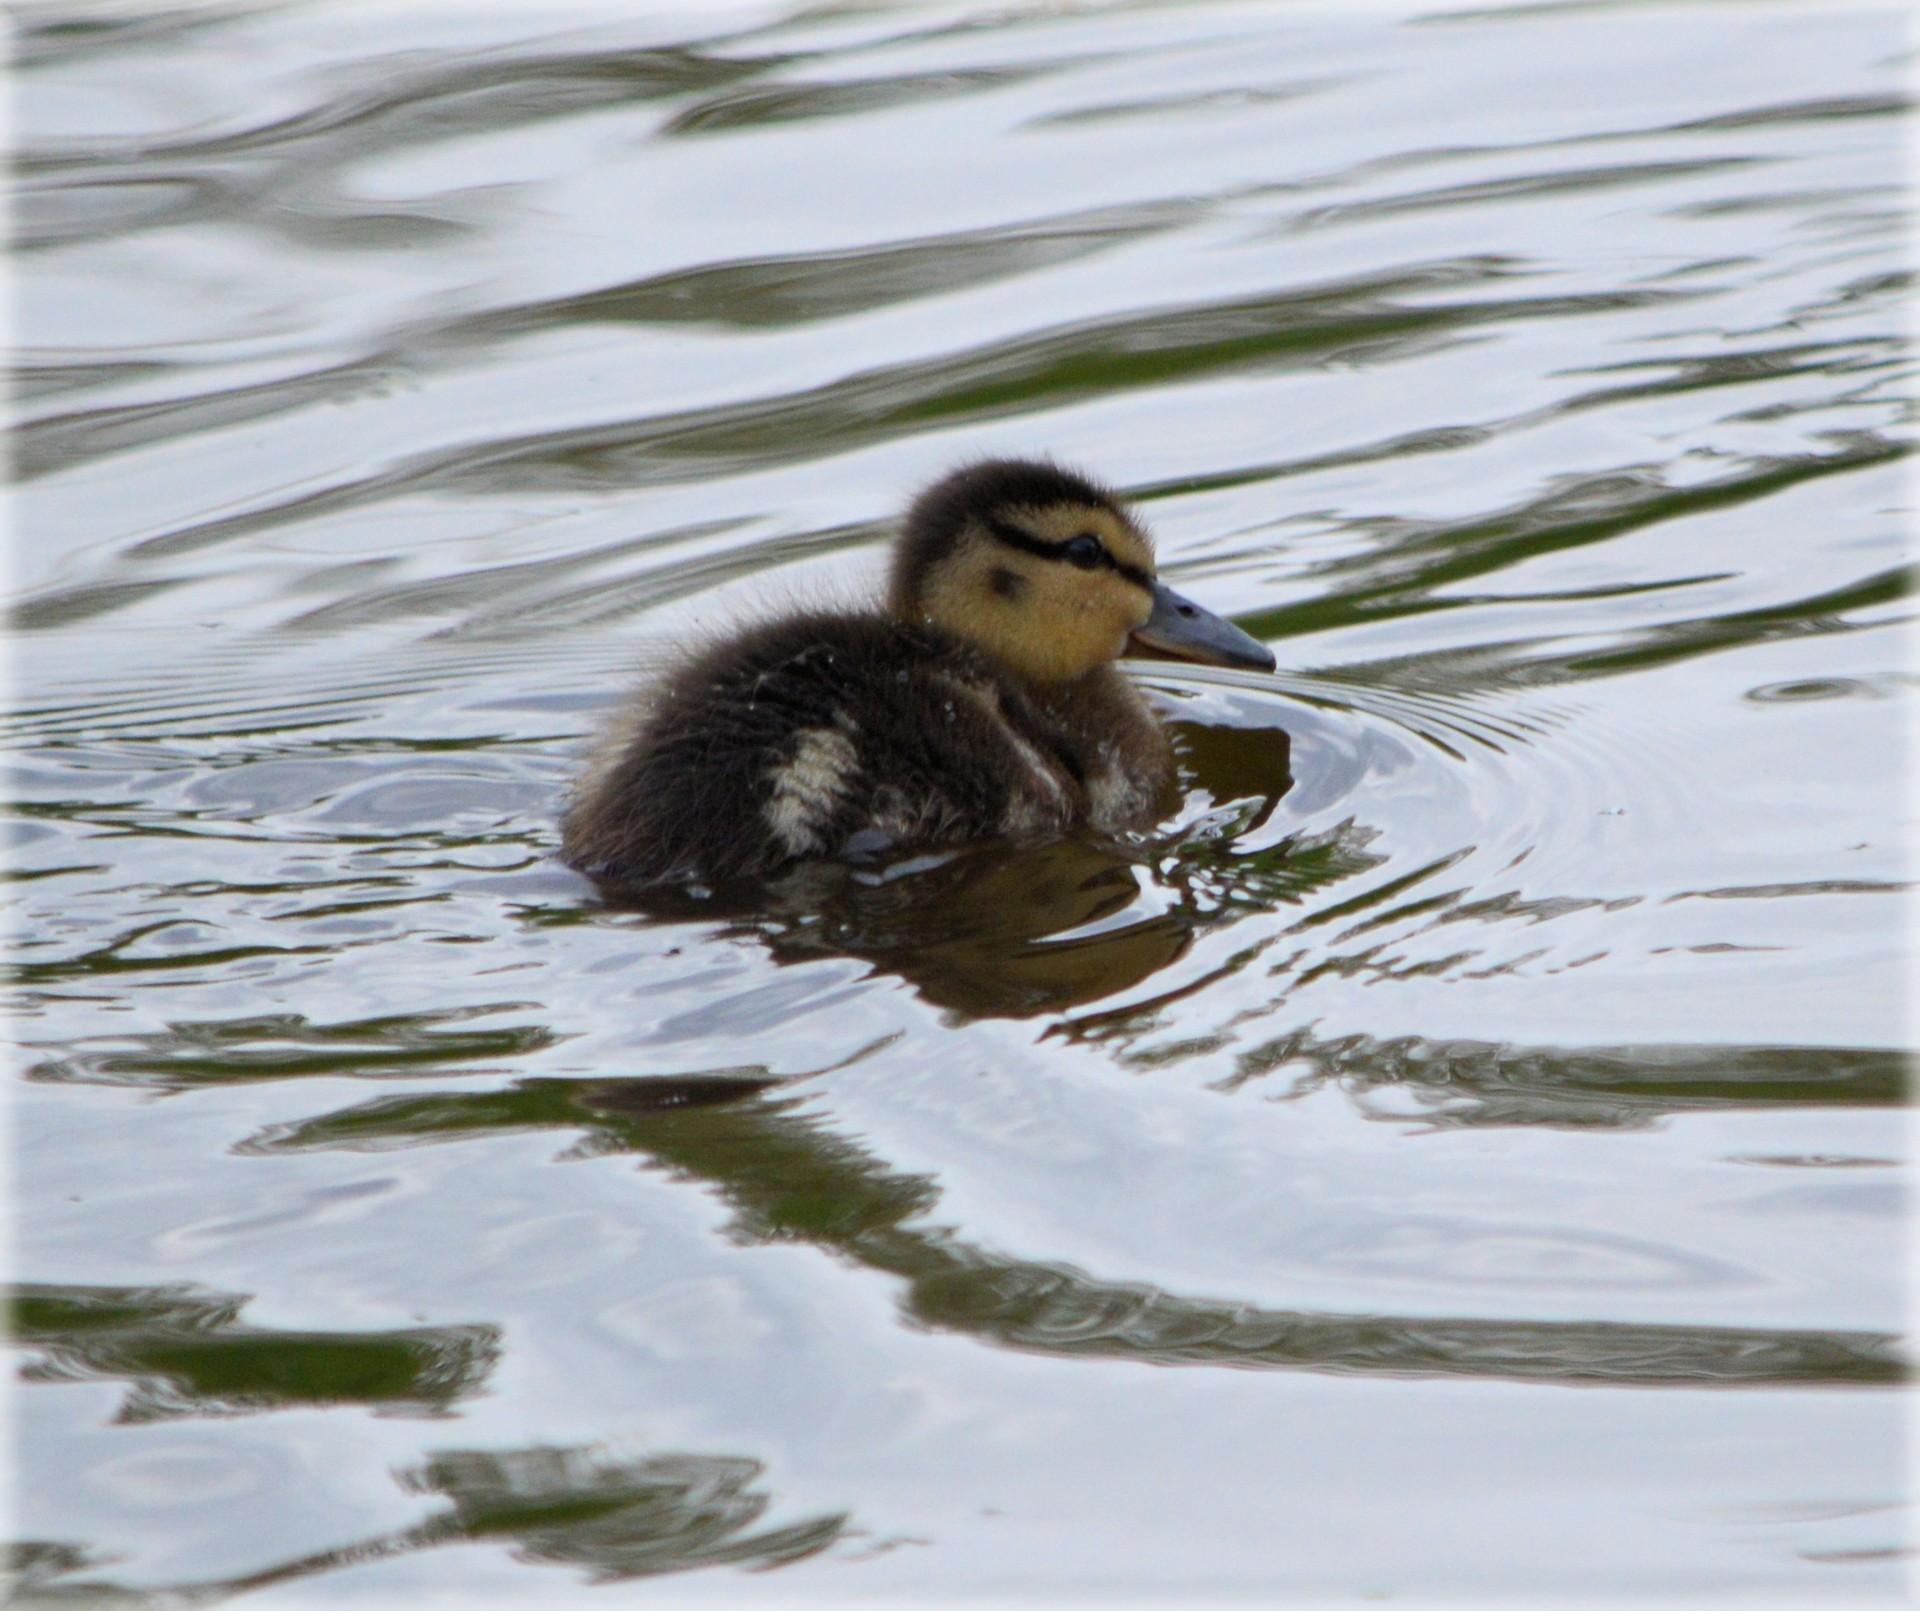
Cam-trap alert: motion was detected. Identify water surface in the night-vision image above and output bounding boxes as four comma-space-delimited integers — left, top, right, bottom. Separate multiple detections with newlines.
9, 0, 1912, 1600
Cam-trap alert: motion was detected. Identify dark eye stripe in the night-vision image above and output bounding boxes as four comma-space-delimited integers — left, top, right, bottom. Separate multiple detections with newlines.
983, 514, 1153, 590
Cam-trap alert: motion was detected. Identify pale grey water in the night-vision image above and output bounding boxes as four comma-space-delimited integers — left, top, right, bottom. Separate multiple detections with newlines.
7, 0, 1913, 1601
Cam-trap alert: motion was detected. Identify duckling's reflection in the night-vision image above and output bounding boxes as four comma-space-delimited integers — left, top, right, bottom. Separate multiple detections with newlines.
597, 719, 1301, 1018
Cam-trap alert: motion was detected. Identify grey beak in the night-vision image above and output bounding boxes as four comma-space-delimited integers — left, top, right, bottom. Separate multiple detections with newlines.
1130, 580, 1275, 671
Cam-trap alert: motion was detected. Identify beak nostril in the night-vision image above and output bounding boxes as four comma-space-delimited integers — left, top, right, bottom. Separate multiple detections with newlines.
1178, 605, 1195, 617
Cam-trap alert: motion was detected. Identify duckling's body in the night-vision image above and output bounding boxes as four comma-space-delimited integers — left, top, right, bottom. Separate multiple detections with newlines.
564, 612, 1172, 885
562, 460, 1272, 887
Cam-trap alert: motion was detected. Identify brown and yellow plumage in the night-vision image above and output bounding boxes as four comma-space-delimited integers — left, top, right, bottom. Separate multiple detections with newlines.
561, 459, 1273, 888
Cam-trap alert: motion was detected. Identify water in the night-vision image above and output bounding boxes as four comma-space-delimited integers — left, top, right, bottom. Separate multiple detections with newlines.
9, 0, 1912, 1600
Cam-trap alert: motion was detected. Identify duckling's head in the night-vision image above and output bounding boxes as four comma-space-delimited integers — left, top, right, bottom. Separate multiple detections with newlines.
890, 459, 1274, 684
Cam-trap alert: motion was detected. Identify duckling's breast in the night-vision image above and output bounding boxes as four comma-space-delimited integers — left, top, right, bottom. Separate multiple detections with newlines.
1030, 668, 1178, 833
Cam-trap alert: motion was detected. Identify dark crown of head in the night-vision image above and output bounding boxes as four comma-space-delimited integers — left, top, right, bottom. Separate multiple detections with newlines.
893, 459, 1133, 604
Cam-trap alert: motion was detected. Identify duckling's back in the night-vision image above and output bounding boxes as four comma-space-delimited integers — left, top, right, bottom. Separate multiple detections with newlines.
562, 613, 1115, 887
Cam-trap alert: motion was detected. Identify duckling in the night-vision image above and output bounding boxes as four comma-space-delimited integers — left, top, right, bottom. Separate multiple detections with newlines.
561, 458, 1274, 887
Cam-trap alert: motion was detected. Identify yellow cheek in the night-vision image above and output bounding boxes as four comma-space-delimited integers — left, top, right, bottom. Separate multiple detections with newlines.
921, 549, 1154, 682
1101, 581, 1152, 643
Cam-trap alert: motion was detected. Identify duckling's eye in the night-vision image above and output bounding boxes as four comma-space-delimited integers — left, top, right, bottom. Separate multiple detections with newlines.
1062, 533, 1105, 570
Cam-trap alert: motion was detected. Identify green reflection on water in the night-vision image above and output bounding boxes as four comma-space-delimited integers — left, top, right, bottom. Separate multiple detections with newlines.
10, 1283, 499, 1421
1311, 560, 1914, 700
116, 257, 1691, 563
1218, 1029, 1910, 1130
1238, 433, 1907, 648
25, 1006, 560, 1091
663, 62, 1065, 136
15, 196, 1197, 483
245, 1078, 1904, 1390
12, 1445, 845, 1604
439, 200, 1197, 335
11, 1286, 844, 1599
